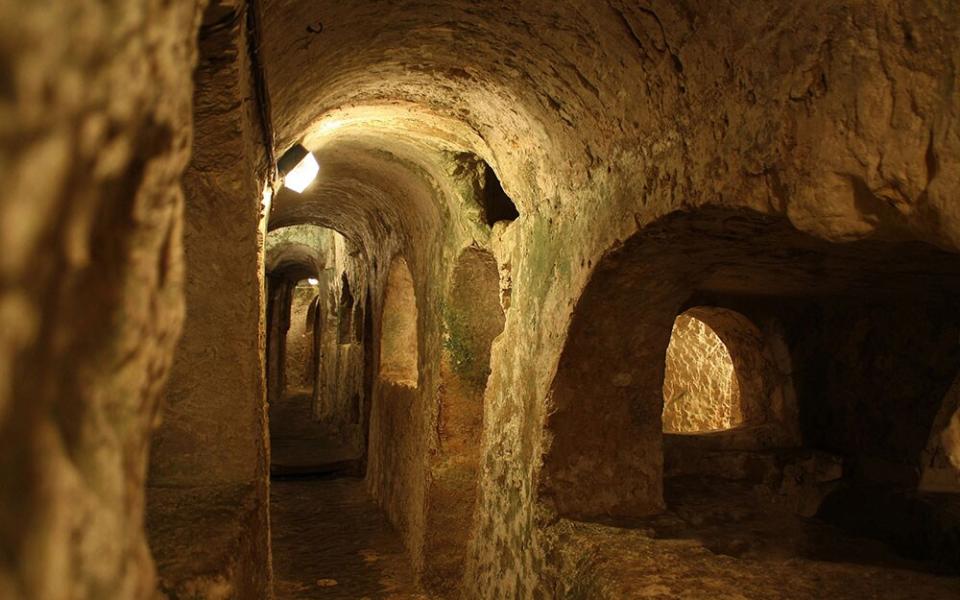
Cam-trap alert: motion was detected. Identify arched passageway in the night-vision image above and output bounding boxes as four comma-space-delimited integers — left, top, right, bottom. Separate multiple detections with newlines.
663, 309, 745, 433
540, 208, 960, 595
662, 305, 796, 442
7, 2, 960, 600
264, 225, 369, 477
284, 280, 319, 394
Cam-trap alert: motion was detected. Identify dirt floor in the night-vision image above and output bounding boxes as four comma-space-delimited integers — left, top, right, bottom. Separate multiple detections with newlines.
270, 477, 428, 600
547, 476, 960, 599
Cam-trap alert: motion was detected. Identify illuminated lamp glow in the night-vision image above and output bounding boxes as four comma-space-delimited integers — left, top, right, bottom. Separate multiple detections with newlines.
278, 144, 319, 193
307, 278, 319, 285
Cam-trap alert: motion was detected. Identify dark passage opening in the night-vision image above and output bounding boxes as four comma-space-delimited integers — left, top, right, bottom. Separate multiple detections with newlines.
541, 208, 960, 594
481, 162, 519, 226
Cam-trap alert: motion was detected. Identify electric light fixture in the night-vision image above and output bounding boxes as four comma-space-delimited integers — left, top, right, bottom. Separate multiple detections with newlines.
278, 144, 319, 193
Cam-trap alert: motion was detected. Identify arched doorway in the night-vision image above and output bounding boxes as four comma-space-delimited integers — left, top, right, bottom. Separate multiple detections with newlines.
539, 208, 960, 574
662, 305, 798, 444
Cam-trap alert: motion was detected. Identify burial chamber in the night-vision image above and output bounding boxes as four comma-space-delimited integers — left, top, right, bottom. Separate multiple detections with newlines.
2, 1, 960, 599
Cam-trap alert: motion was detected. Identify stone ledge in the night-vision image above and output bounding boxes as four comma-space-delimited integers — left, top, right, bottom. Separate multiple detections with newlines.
146, 484, 269, 600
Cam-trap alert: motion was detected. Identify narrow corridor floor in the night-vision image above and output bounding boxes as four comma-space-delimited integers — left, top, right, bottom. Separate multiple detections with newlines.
271, 477, 429, 600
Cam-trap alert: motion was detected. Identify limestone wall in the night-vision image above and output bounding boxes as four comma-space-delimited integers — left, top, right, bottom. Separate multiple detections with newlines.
145, 3, 272, 598
5, 1, 960, 599
662, 314, 741, 433
284, 284, 317, 394
257, 2, 960, 594
0, 1, 202, 598
263, 1, 960, 592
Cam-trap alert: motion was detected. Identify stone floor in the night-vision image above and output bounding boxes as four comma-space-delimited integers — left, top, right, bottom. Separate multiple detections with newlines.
546, 476, 960, 599
271, 477, 428, 600
270, 391, 363, 476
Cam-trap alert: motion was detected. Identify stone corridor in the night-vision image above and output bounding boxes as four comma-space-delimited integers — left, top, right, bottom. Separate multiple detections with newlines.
4, 2, 960, 599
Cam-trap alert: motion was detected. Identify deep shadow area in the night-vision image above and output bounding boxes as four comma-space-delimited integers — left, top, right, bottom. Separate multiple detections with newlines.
543, 475, 960, 600
654, 476, 954, 575
481, 162, 518, 226
817, 484, 960, 574
269, 392, 362, 477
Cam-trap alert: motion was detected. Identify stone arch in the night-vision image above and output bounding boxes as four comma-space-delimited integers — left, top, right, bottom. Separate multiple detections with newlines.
379, 256, 419, 387
539, 208, 960, 522
662, 310, 743, 433
423, 247, 505, 595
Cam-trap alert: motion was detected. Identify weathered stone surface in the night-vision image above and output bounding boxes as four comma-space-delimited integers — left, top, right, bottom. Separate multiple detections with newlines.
422, 247, 505, 597
544, 500, 960, 600
6, 1, 960, 598
663, 313, 740, 433
380, 257, 420, 388
146, 3, 272, 598
253, 4, 960, 593
271, 478, 428, 600
0, 1, 202, 598
147, 484, 266, 600
284, 284, 318, 392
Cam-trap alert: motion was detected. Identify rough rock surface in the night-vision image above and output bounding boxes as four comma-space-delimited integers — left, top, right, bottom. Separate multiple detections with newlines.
284, 284, 318, 393
662, 313, 740, 433
544, 478, 960, 600
5, 1, 960, 599
146, 2, 272, 598
271, 478, 428, 600
0, 1, 202, 598
255, 2, 960, 594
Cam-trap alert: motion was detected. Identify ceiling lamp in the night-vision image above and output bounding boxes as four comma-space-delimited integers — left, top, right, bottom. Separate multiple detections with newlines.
278, 144, 319, 193
307, 278, 319, 285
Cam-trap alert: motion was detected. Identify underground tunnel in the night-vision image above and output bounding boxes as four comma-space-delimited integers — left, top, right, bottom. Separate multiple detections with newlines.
3, 1, 960, 600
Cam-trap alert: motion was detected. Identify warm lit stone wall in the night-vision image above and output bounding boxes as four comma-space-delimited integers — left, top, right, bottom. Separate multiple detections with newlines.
316, 233, 368, 429
379, 257, 420, 387
366, 253, 431, 574
662, 314, 740, 433
0, 2, 202, 598
258, 2, 960, 597
9, 2, 957, 599
423, 247, 505, 596
284, 284, 318, 393
146, 3, 272, 599
359, 158, 493, 580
